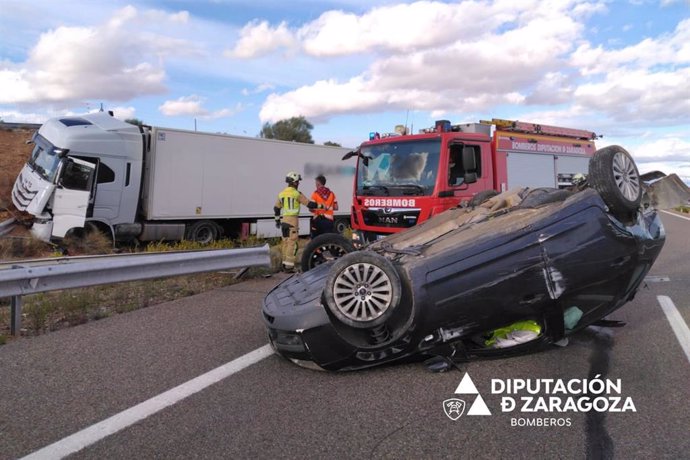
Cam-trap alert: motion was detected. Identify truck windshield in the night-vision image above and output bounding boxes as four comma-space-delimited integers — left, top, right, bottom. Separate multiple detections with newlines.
357, 139, 440, 197
27, 133, 63, 183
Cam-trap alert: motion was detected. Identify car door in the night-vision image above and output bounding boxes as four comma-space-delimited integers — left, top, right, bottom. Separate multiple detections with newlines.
52, 157, 96, 238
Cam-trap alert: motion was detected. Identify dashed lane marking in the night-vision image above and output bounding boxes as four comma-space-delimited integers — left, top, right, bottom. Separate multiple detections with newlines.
657, 296, 690, 364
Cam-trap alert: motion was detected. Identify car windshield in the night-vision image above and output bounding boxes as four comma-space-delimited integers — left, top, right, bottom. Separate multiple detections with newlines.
27, 133, 62, 182
357, 139, 440, 197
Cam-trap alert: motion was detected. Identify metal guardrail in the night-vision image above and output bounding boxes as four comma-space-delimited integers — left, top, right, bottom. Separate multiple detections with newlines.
0, 218, 16, 236
1, 245, 271, 336
0, 122, 41, 130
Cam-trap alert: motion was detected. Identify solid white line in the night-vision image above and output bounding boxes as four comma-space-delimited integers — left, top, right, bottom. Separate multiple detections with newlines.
657, 296, 690, 364
661, 210, 690, 222
21, 344, 275, 460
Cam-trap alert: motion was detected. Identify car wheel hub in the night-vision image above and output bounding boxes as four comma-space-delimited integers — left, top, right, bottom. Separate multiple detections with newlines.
613, 151, 640, 201
333, 263, 393, 322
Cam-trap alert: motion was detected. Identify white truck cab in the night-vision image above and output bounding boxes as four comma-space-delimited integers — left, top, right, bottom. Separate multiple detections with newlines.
12, 113, 143, 241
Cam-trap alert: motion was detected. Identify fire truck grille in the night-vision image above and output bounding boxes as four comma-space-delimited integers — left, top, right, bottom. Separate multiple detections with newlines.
362, 209, 420, 228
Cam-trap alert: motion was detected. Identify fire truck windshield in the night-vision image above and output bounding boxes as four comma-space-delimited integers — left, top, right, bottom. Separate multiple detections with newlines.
357, 139, 440, 197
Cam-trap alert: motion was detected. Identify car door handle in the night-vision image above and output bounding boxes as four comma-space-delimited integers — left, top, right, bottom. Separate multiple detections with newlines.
520, 293, 544, 305
610, 256, 631, 268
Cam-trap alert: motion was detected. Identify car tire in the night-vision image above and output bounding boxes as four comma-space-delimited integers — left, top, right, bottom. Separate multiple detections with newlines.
588, 145, 642, 218
301, 233, 356, 272
469, 189, 498, 207
185, 220, 222, 244
323, 251, 402, 329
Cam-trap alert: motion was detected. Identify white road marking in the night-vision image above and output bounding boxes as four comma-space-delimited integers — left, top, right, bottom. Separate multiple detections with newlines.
21, 344, 275, 460
657, 296, 690, 364
661, 210, 690, 222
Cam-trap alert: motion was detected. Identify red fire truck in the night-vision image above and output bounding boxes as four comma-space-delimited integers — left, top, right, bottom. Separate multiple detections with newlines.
344, 118, 598, 244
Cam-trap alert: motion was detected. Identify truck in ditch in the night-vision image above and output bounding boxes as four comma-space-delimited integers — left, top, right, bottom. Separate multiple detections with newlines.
11, 112, 354, 243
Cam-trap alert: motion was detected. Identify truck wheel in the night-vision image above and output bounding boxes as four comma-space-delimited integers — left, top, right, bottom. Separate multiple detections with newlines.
185, 220, 221, 244
588, 145, 642, 218
301, 233, 356, 272
334, 218, 349, 234
323, 251, 401, 329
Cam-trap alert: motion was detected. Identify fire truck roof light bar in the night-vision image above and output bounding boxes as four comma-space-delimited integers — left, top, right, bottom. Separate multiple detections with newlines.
482, 118, 598, 140
415, 118, 598, 140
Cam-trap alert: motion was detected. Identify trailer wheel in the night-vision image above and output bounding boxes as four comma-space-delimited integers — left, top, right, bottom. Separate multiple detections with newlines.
334, 218, 349, 234
323, 251, 401, 329
185, 220, 222, 244
301, 233, 356, 272
588, 145, 642, 218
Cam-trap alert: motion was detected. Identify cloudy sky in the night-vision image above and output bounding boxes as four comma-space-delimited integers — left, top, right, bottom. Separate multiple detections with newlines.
1, 0, 689, 180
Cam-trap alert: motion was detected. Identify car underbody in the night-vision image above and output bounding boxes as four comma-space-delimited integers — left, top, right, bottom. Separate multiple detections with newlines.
262, 147, 689, 371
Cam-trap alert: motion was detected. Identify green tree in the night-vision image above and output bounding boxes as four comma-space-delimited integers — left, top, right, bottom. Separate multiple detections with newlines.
324, 141, 341, 147
260, 116, 314, 144
125, 118, 145, 127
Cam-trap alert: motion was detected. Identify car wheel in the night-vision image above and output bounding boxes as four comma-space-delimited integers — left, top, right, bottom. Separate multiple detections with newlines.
469, 189, 498, 207
301, 233, 356, 272
588, 145, 642, 218
185, 220, 221, 244
323, 251, 401, 329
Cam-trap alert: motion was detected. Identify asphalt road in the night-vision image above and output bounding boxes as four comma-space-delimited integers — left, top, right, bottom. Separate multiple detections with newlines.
1, 212, 689, 459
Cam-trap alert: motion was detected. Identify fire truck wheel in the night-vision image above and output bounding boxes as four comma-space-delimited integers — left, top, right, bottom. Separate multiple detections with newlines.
301, 233, 356, 272
185, 220, 222, 244
323, 251, 401, 329
469, 189, 498, 207
588, 145, 642, 218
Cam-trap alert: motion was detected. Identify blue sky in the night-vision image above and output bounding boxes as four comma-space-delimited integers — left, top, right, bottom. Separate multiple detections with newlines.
1, 0, 689, 180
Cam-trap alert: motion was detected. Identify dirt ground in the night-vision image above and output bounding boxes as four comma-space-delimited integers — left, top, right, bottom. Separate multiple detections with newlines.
0, 127, 35, 222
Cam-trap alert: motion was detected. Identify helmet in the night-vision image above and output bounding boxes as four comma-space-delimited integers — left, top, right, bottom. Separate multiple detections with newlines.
286, 171, 302, 184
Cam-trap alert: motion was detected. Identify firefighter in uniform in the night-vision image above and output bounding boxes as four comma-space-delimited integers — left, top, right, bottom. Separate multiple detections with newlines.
309, 174, 339, 238
274, 171, 324, 272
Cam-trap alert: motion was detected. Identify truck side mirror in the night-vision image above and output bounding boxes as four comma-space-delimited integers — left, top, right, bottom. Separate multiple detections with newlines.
342, 150, 358, 160
464, 172, 478, 184
462, 147, 476, 171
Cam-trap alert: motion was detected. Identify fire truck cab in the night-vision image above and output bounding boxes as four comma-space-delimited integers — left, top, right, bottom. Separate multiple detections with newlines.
347, 118, 598, 244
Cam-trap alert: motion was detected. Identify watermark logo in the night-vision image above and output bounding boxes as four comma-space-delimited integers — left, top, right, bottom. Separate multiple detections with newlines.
442, 399, 465, 420
443, 373, 491, 420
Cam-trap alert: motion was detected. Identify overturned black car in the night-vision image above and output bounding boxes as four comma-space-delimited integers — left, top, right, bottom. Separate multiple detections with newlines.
263, 146, 689, 371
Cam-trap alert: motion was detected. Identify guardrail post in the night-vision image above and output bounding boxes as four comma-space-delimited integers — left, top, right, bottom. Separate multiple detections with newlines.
10, 295, 22, 336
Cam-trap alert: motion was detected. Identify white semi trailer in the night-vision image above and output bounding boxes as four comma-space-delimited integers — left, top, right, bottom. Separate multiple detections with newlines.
11, 112, 354, 243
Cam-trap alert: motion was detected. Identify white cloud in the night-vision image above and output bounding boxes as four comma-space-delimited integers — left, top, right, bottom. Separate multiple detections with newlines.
0, 5, 200, 108
241, 83, 275, 96
256, 0, 591, 122
229, 1, 530, 59
112, 106, 137, 120
226, 20, 296, 58
251, 0, 689, 137
160, 95, 208, 116
0, 109, 48, 124
628, 137, 690, 162
571, 18, 690, 75
159, 95, 242, 119
573, 68, 690, 124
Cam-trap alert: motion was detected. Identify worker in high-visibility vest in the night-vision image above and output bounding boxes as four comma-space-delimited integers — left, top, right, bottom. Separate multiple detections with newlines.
309, 174, 339, 238
274, 171, 324, 272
